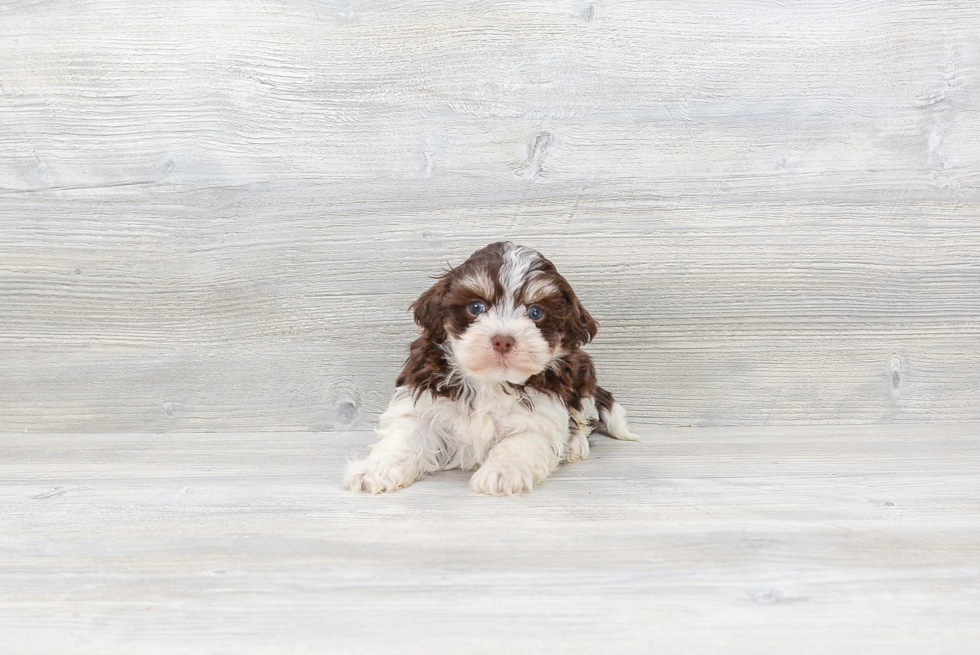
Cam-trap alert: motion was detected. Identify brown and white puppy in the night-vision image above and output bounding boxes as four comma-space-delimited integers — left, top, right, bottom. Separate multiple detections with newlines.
344, 241, 637, 496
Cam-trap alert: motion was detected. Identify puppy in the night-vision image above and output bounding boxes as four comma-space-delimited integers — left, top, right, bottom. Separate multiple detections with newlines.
344, 241, 637, 496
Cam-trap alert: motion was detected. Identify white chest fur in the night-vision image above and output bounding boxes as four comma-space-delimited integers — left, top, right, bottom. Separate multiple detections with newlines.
382, 383, 571, 470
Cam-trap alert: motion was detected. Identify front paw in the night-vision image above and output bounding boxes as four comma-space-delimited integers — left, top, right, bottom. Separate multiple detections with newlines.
470, 462, 534, 496
564, 432, 590, 463
344, 458, 416, 494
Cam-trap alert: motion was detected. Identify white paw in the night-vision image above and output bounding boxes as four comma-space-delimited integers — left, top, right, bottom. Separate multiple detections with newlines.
344, 457, 417, 494
470, 462, 534, 496
565, 432, 590, 462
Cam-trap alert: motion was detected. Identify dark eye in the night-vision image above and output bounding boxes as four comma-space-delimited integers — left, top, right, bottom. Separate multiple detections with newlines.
527, 305, 544, 320
467, 301, 487, 316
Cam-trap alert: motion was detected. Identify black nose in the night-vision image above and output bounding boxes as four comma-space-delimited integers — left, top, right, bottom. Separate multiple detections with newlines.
491, 334, 515, 354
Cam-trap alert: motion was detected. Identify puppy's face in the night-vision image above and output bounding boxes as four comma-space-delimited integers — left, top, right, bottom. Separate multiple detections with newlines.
411, 242, 598, 384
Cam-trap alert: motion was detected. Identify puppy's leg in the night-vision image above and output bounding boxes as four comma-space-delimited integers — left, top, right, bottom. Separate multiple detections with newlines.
470, 432, 562, 496
345, 396, 440, 494
565, 398, 599, 462
564, 425, 591, 463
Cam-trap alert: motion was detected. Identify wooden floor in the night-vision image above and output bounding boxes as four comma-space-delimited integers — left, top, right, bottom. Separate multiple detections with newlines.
2, 426, 978, 654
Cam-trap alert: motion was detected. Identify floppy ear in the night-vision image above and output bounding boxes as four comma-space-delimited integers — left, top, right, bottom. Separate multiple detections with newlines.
562, 286, 599, 347
410, 275, 451, 340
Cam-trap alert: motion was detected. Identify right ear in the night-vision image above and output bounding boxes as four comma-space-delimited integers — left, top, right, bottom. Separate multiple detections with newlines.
410, 274, 451, 339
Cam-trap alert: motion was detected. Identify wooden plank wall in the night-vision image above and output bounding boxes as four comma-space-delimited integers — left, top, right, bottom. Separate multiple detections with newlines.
1, 0, 979, 432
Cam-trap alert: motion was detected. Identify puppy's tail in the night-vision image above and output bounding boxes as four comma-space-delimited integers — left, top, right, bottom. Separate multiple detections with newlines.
595, 386, 639, 441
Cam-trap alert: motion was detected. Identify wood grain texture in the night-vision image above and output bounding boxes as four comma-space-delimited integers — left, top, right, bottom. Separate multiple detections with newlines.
1, 426, 979, 654
2, 0, 979, 431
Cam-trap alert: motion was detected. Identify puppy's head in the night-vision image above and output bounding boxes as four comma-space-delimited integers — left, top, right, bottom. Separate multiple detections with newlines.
411, 242, 597, 384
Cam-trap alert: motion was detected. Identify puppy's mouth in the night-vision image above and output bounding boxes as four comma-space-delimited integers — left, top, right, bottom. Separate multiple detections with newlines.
449, 325, 552, 385
464, 347, 546, 383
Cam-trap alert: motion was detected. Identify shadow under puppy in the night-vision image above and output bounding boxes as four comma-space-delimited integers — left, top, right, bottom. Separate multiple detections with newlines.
345, 241, 637, 496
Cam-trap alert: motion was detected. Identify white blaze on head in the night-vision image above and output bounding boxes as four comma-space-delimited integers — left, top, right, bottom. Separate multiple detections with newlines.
500, 245, 540, 301
450, 244, 552, 384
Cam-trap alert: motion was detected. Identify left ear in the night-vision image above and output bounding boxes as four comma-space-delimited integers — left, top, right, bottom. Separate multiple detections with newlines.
562, 286, 599, 347
410, 273, 451, 340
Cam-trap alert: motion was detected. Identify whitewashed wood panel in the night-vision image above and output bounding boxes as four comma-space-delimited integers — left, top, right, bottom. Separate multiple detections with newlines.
1, 427, 978, 653
1, 0, 979, 431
